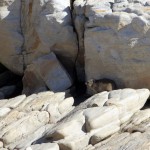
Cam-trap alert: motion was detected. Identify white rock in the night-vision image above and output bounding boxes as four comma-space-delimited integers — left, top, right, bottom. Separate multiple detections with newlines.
23, 92, 64, 112
56, 134, 90, 150
0, 99, 8, 108
0, 108, 11, 117
8, 124, 53, 150
2, 111, 49, 146
131, 109, 150, 125
26, 147, 32, 150
46, 104, 61, 123
29, 143, 59, 150
46, 109, 85, 139
86, 92, 109, 107
90, 123, 120, 145
2, 95, 26, 109
22, 0, 78, 76
106, 89, 150, 123
0, 0, 24, 74
83, 0, 150, 89
53, 121, 85, 140
0, 110, 26, 130
83, 106, 120, 132
0, 141, 3, 148
58, 97, 74, 114
23, 53, 73, 93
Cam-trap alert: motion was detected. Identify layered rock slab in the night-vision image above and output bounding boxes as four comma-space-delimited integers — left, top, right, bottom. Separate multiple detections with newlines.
0, 0, 78, 93
0, 88, 149, 149
0, 91, 74, 149
44, 88, 149, 150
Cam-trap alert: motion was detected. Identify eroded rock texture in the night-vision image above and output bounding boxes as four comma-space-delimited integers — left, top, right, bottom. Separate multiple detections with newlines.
1, 0, 150, 93
0, 0, 24, 74
0, 88, 149, 150
0, 0, 78, 93
74, 0, 150, 88
80, 0, 150, 88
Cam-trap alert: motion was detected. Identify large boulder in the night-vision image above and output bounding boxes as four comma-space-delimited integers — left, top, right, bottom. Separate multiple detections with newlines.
0, 0, 24, 74
22, 0, 78, 76
23, 53, 73, 95
0, 0, 78, 92
73, 0, 150, 88
0, 89, 149, 149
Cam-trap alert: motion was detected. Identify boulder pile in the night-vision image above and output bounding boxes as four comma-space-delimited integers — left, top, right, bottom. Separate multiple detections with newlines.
1, 0, 150, 93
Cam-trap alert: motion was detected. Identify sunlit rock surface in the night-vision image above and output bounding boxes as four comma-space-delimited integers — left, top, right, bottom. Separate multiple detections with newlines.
0, 88, 149, 149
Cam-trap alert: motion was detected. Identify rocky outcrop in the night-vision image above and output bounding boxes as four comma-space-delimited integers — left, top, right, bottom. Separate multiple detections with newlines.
1, 0, 150, 93
0, 88, 149, 150
22, 53, 72, 95
0, 1, 150, 150
73, 0, 150, 88
22, 0, 78, 75
0, 0, 78, 93
0, 0, 24, 74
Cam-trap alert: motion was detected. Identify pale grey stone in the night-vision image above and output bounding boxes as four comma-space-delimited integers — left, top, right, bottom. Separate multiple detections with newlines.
56, 134, 90, 150
2, 111, 49, 146
106, 89, 150, 123
58, 97, 74, 115
0, 108, 11, 117
3, 95, 26, 109
23, 53, 73, 94
29, 143, 59, 150
0, 0, 24, 74
82, 0, 150, 89
22, 0, 78, 76
83, 106, 120, 132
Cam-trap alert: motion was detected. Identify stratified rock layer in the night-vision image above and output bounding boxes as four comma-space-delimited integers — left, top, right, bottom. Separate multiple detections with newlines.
0, 88, 149, 150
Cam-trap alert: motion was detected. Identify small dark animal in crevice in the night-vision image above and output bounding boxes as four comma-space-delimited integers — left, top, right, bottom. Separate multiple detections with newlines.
85, 78, 117, 95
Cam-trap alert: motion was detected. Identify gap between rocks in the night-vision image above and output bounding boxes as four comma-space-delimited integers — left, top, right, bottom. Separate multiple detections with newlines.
0, 63, 23, 99
0, 0, 88, 104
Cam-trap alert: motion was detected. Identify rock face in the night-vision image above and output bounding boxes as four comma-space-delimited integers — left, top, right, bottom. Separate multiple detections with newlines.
0, 0, 78, 93
22, 0, 78, 75
74, 0, 150, 88
0, 0, 24, 74
22, 53, 72, 95
0, 88, 149, 150
1, 1, 150, 150
1, 0, 150, 93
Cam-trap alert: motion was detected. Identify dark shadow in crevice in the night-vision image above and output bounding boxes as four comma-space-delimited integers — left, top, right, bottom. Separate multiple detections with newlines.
0, 63, 23, 99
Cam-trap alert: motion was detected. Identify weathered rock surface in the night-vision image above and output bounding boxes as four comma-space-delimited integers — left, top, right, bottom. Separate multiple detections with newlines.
73, 0, 150, 88
0, 0, 24, 74
22, 0, 78, 74
1, 1, 150, 150
23, 53, 72, 95
0, 0, 78, 92
0, 88, 149, 150
0, 91, 74, 149
1, 0, 150, 94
